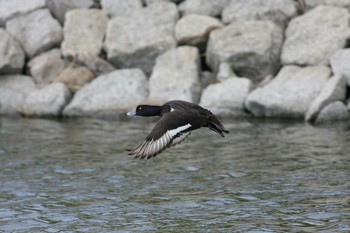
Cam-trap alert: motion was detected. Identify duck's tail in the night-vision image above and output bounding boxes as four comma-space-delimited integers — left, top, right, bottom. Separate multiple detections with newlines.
206, 115, 229, 137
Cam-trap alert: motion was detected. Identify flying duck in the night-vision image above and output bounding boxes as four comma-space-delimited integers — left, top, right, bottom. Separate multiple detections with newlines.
127, 100, 229, 159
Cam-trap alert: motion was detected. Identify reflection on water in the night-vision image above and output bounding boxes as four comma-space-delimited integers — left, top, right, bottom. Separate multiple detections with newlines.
0, 117, 349, 232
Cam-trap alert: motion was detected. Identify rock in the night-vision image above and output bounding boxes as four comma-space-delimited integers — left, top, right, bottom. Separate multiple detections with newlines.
27, 49, 67, 87
179, 0, 231, 17
305, 75, 347, 123
53, 65, 95, 93
330, 49, 350, 86
0, 75, 36, 115
0, 29, 25, 74
281, 5, 350, 66
61, 9, 108, 60
200, 71, 215, 89
104, 2, 178, 74
6, 9, 63, 58
0, 0, 46, 26
175, 14, 223, 51
22, 83, 71, 117
47, 0, 95, 24
217, 62, 237, 82
222, 0, 297, 27
206, 20, 283, 82
101, 0, 142, 18
315, 101, 350, 124
149, 46, 201, 103
145, 0, 184, 5
304, 0, 350, 11
245, 65, 331, 118
63, 69, 148, 117
78, 55, 116, 76
200, 77, 253, 117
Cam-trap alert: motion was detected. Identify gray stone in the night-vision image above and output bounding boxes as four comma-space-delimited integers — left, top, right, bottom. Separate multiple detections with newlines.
0, 75, 36, 115
305, 75, 347, 123
315, 101, 350, 124
104, 2, 178, 74
0, 0, 46, 26
217, 62, 237, 82
63, 69, 148, 116
61, 9, 108, 60
78, 55, 116, 76
330, 49, 350, 86
179, 0, 231, 17
27, 49, 66, 87
200, 77, 253, 117
245, 65, 331, 118
149, 46, 201, 103
304, 0, 350, 11
101, 0, 142, 18
175, 14, 223, 49
47, 0, 95, 24
281, 5, 350, 66
206, 20, 283, 82
23, 83, 71, 117
200, 71, 215, 89
0, 29, 25, 74
222, 0, 297, 27
6, 9, 63, 58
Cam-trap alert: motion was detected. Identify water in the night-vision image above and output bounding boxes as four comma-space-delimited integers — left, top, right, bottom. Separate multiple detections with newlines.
0, 117, 349, 232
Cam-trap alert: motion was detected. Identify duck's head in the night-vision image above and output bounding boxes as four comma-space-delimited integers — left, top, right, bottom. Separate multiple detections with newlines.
127, 105, 162, 117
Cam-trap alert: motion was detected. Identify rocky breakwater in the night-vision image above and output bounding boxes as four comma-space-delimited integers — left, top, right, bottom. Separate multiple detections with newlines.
1, 0, 350, 124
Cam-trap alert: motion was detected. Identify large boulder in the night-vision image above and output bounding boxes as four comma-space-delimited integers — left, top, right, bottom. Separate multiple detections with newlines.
281, 5, 350, 66
47, 0, 96, 25
6, 9, 63, 58
149, 46, 201, 103
61, 9, 108, 61
0, 29, 25, 74
245, 65, 331, 118
0, 75, 36, 115
222, 0, 297, 27
101, 0, 142, 18
175, 14, 223, 50
27, 49, 67, 87
63, 69, 148, 116
0, 0, 46, 26
206, 20, 283, 82
179, 0, 231, 17
305, 75, 347, 123
104, 2, 178, 74
200, 77, 253, 117
23, 83, 71, 117
315, 101, 350, 124
330, 49, 350, 86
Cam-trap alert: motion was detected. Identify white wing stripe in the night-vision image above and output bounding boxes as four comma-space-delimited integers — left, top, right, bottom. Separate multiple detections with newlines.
168, 124, 191, 137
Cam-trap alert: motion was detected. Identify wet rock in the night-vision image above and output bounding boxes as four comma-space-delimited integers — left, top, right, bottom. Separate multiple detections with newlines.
179, 0, 231, 17
47, 0, 95, 24
101, 0, 142, 18
175, 14, 223, 50
315, 101, 350, 124
53, 65, 95, 93
281, 5, 350, 66
0, 0, 46, 26
305, 75, 347, 123
0, 75, 36, 115
217, 62, 237, 82
149, 46, 201, 103
27, 49, 67, 87
104, 2, 178, 74
61, 9, 108, 60
304, 0, 350, 11
63, 69, 148, 117
6, 9, 63, 58
222, 0, 297, 27
245, 65, 331, 118
200, 77, 253, 117
206, 20, 283, 82
23, 83, 71, 117
0, 29, 25, 74
330, 49, 350, 86
78, 55, 116, 76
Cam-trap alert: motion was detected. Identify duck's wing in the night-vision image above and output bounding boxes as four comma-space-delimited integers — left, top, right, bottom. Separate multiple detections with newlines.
128, 112, 195, 159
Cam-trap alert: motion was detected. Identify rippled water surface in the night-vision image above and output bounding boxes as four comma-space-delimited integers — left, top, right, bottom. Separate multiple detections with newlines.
0, 117, 349, 232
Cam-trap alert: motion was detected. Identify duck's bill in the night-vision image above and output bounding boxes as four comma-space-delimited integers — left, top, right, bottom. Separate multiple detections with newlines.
127, 111, 136, 116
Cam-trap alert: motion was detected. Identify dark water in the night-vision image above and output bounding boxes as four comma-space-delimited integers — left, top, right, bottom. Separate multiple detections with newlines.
0, 117, 349, 233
